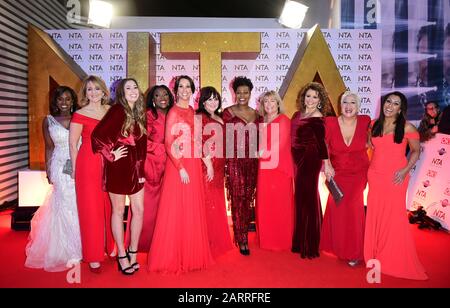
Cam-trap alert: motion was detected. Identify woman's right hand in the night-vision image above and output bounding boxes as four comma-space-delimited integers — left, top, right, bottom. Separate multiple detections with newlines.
179, 168, 190, 184
111, 146, 128, 161
324, 161, 335, 181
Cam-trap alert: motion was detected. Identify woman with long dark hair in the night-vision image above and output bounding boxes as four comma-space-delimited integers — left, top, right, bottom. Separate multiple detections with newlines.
125, 85, 174, 253
92, 78, 148, 275
148, 75, 213, 273
364, 91, 427, 280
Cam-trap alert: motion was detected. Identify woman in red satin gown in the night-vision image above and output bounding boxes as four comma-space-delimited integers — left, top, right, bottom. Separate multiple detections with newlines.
364, 91, 427, 280
223, 76, 261, 256
148, 76, 213, 273
92, 78, 147, 275
320, 92, 370, 266
196, 86, 233, 258
291, 82, 333, 259
125, 85, 174, 253
69, 75, 114, 273
256, 91, 294, 251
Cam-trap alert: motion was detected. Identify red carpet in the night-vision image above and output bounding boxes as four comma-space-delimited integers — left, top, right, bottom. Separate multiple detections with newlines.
0, 210, 449, 288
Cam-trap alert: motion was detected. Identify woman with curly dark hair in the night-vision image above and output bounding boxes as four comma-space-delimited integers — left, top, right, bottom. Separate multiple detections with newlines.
223, 76, 261, 256
291, 82, 333, 259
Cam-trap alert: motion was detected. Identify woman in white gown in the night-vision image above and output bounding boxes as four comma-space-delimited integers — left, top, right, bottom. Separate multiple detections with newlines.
25, 86, 82, 272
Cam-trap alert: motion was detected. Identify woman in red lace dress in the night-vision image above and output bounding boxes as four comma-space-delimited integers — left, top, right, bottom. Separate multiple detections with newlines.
196, 86, 233, 258
69, 75, 114, 273
291, 82, 333, 259
148, 76, 213, 273
320, 91, 370, 266
223, 76, 261, 256
92, 78, 147, 275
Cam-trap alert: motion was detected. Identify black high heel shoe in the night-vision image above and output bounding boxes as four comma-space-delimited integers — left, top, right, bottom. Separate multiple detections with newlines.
239, 244, 250, 256
117, 255, 134, 275
127, 249, 140, 271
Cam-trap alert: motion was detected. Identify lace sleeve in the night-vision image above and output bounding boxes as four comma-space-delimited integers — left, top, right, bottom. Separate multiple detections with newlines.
164, 108, 185, 170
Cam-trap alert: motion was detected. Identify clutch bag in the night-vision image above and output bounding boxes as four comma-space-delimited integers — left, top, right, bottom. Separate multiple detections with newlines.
62, 159, 73, 175
326, 177, 344, 204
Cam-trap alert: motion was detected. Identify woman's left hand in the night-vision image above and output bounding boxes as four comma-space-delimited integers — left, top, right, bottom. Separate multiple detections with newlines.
393, 168, 408, 185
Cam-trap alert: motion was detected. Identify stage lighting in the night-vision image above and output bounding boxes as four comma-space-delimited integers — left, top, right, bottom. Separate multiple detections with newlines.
278, 0, 309, 29
88, 0, 113, 28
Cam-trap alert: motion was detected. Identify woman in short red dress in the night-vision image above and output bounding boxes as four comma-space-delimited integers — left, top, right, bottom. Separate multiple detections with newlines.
92, 78, 147, 275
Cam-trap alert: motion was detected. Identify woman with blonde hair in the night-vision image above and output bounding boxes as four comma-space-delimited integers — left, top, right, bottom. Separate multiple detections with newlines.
69, 75, 114, 273
256, 90, 294, 251
321, 91, 370, 266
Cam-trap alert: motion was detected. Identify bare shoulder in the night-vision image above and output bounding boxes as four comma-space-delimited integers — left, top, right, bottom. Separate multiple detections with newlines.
405, 121, 418, 133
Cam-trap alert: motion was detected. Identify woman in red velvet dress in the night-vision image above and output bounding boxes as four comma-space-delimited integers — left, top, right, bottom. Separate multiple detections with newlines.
196, 86, 233, 258
69, 75, 114, 273
364, 91, 427, 280
125, 85, 174, 253
320, 92, 370, 266
92, 78, 147, 275
291, 82, 333, 259
223, 76, 261, 256
256, 91, 294, 251
148, 75, 213, 273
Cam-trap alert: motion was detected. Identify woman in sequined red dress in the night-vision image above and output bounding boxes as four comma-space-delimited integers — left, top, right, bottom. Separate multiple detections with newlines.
223, 76, 261, 255
196, 86, 233, 258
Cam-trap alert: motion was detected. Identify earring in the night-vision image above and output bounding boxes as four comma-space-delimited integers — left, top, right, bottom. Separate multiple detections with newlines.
317, 103, 322, 109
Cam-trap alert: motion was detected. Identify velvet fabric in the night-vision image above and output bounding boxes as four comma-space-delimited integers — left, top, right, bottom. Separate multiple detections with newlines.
91, 104, 147, 195
290, 114, 328, 258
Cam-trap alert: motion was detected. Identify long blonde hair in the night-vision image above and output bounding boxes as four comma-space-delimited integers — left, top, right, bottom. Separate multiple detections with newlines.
78, 75, 110, 107
114, 78, 147, 138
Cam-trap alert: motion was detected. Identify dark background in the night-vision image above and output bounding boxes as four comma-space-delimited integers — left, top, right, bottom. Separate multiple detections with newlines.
57, 0, 287, 18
